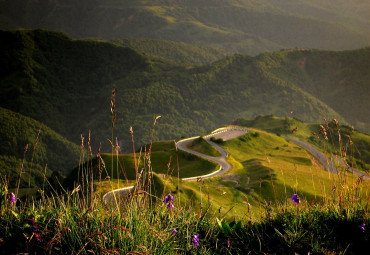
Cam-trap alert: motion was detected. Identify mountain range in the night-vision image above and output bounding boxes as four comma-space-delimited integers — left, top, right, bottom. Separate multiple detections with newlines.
0, 29, 369, 186
1, 0, 369, 56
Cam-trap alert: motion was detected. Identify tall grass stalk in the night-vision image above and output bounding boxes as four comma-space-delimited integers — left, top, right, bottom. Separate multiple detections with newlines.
175, 140, 181, 206
15, 144, 28, 198
28, 127, 41, 189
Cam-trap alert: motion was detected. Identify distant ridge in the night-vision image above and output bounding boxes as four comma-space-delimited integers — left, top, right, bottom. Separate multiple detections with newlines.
0, 0, 369, 55
0, 29, 368, 156
110, 38, 228, 65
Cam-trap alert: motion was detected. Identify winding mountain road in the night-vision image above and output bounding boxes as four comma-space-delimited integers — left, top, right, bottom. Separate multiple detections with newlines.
103, 127, 247, 203
285, 136, 369, 180
104, 128, 369, 203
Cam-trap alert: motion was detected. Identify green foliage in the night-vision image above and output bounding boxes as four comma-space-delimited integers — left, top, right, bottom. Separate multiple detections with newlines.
0, 155, 48, 189
0, 171, 368, 254
0, 107, 80, 188
210, 137, 224, 144
208, 206, 369, 254
111, 38, 228, 65
263, 48, 370, 134
187, 137, 221, 157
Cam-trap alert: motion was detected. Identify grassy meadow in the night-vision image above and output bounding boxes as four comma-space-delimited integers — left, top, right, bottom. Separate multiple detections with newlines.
186, 137, 222, 157
171, 129, 369, 218
235, 115, 370, 171
0, 124, 369, 254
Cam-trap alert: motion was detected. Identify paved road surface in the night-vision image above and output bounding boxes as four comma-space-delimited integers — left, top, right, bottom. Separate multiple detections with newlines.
285, 136, 369, 180
104, 129, 369, 203
104, 127, 248, 202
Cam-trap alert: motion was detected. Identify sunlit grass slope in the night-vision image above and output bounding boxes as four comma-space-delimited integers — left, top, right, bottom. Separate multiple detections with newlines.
167, 129, 369, 219
235, 115, 370, 170
65, 140, 218, 187
186, 137, 222, 157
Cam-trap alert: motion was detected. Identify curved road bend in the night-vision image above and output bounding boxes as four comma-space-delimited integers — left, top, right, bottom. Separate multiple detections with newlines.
103, 127, 248, 203
285, 136, 369, 180
176, 136, 231, 181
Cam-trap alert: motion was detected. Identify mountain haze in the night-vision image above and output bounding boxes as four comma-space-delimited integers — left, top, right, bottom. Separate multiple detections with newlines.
0, 0, 369, 55
1, 30, 369, 156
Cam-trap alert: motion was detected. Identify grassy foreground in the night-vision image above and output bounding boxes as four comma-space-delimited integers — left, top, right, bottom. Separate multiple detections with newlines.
1, 129, 369, 254
0, 174, 369, 254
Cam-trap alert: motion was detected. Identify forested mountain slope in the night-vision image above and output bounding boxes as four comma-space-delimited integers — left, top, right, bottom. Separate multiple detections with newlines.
110, 38, 227, 65
251, 48, 370, 132
1, 0, 369, 55
1, 30, 368, 157
0, 107, 80, 188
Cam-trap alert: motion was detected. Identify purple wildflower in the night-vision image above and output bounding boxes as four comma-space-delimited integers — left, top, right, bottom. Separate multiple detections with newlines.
172, 229, 178, 235
163, 193, 175, 210
291, 194, 300, 204
33, 232, 43, 243
360, 223, 365, 231
167, 203, 175, 209
28, 219, 38, 232
163, 193, 174, 204
227, 237, 231, 248
27, 219, 43, 243
6, 192, 17, 203
192, 234, 200, 248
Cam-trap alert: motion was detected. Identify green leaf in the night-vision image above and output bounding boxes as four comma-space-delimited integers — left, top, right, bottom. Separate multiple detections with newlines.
234, 221, 242, 231
216, 217, 223, 229
11, 210, 19, 219
221, 221, 232, 236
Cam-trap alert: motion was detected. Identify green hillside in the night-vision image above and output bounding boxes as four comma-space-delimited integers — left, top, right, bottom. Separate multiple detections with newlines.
186, 137, 221, 157
0, 0, 369, 55
2, 29, 369, 157
64, 140, 218, 187
0, 29, 150, 150
111, 38, 227, 65
253, 48, 370, 133
234, 115, 370, 170
0, 107, 80, 188
147, 128, 369, 218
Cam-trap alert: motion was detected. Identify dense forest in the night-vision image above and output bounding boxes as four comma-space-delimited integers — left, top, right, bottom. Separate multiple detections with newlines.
0, 107, 80, 188
111, 38, 227, 65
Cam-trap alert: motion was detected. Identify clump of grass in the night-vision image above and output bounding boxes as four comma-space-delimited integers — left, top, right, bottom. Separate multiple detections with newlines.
186, 137, 222, 157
